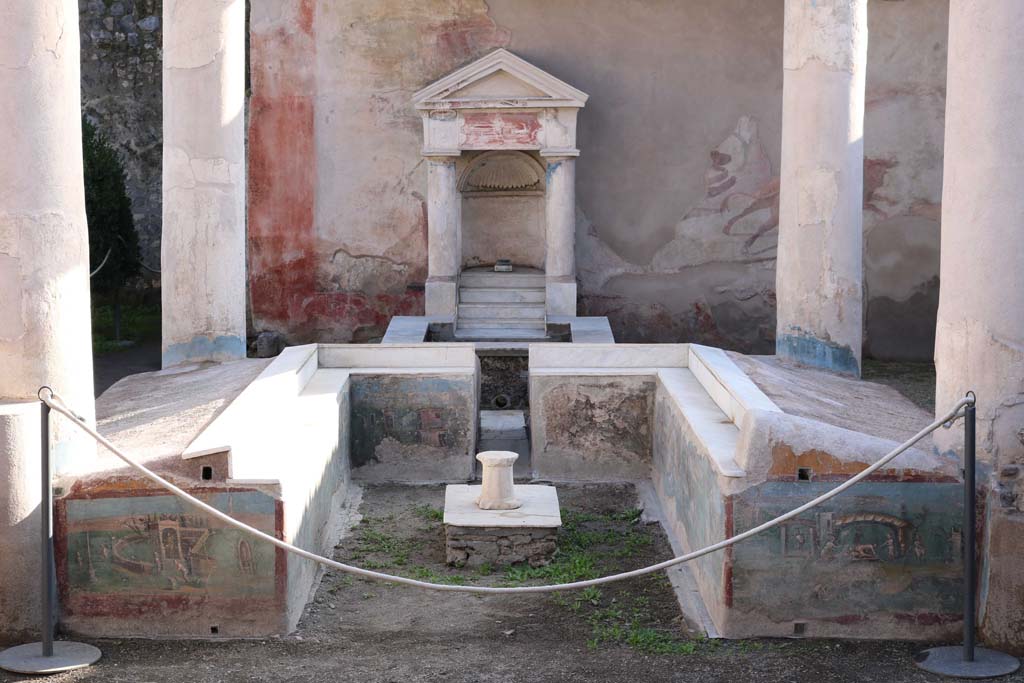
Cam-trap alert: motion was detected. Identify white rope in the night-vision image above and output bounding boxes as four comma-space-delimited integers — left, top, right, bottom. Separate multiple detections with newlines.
42, 391, 970, 595
89, 248, 112, 278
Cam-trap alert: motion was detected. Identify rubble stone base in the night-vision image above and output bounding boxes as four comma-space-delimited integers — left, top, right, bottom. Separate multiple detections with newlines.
445, 525, 557, 568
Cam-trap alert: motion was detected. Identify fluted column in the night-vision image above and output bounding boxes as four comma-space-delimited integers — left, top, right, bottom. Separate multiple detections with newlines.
543, 155, 577, 317
425, 155, 460, 318
933, 0, 1024, 650
161, 0, 247, 367
0, 0, 96, 639
775, 0, 867, 376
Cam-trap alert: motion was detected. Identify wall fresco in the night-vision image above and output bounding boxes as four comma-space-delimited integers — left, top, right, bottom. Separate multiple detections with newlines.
349, 374, 475, 481
731, 481, 963, 626
245, 0, 946, 357
58, 489, 282, 626
531, 375, 655, 480
461, 112, 541, 149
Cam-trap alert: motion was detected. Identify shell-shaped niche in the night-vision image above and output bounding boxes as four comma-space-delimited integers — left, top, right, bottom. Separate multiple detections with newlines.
463, 152, 542, 192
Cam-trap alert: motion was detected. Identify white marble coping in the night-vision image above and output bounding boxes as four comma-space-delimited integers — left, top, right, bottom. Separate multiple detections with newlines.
529, 367, 664, 376
344, 367, 476, 375
657, 368, 745, 478
444, 484, 562, 528
688, 345, 781, 426
183, 344, 318, 459
529, 343, 690, 369
318, 343, 477, 368
227, 370, 351, 484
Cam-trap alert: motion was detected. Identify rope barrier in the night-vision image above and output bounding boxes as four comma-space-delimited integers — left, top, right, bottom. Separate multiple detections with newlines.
41, 389, 970, 595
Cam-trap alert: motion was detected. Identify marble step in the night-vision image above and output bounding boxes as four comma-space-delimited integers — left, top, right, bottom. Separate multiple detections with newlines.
459, 287, 545, 304
480, 410, 527, 441
476, 437, 531, 479
455, 319, 546, 330
458, 302, 545, 320
453, 327, 549, 341
460, 271, 546, 289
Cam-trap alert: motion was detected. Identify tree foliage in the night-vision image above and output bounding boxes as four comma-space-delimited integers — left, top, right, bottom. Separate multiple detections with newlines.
82, 116, 140, 294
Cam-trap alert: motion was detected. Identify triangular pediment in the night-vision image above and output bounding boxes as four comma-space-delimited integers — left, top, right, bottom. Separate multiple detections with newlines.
413, 48, 588, 110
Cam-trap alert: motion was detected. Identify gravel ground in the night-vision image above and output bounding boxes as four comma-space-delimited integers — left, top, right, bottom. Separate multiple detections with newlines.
2, 483, 1011, 683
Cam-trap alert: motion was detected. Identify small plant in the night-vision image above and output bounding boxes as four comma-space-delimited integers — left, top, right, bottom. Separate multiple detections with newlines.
413, 504, 444, 522
82, 116, 140, 344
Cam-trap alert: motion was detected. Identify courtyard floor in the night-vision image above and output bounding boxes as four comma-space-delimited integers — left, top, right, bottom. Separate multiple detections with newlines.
2, 483, 1013, 683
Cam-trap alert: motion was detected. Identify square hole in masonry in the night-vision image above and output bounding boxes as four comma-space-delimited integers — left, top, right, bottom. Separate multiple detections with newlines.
443, 484, 562, 569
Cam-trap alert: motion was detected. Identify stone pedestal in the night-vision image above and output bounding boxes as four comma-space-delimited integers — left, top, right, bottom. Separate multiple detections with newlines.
161, 0, 247, 367
775, 0, 867, 376
933, 0, 1024, 650
475, 451, 520, 510
443, 484, 561, 568
425, 156, 460, 318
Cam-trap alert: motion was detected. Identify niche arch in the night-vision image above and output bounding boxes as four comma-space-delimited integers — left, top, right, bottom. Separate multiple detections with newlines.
458, 150, 547, 270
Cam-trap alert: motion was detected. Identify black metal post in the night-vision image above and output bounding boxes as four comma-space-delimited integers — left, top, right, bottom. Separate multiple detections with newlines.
963, 397, 976, 663
40, 399, 53, 658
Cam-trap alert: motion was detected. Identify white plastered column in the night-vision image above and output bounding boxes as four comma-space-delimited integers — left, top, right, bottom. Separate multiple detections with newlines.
933, 0, 1024, 649
543, 155, 578, 317
0, 0, 96, 638
425, 155, 461, 318
161, 0, 247, 367
775, 0, 867, 376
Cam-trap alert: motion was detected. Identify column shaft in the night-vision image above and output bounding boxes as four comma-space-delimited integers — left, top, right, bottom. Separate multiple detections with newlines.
425, 156, 460, 318
775, 0, 867, 375
544, 156, 577, 316
934, 0, 1024, 650
162, 0, 247, 367
0, 0, 95, 638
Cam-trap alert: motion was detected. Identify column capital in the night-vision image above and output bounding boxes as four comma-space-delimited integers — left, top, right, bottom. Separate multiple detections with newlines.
540, 149, 579, 160
422, 151, 461, 162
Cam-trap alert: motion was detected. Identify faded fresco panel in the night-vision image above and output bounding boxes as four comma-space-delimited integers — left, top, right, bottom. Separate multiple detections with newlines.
57, 489, 283, 636
730, 481, 962, 634
247, 0, 947, 356
531, 375, 655, 480
349, 374, 475, 481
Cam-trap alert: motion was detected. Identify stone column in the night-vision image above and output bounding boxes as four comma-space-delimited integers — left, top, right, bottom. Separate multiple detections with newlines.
543, 155, 577, 317
425, 155, 460, 318
0, 0, 96, 638
774, 0, 867, 376
933, 0, 1024, 650
161, 0, 247, 367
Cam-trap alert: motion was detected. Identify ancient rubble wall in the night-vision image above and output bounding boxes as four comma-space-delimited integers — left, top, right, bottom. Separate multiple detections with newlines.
79, 0, 163, 269
246, 0, 947, 357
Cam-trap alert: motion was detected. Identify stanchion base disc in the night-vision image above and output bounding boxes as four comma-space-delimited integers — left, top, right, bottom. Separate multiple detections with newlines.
915, 646, 1019, 679
0, 641, 101, 675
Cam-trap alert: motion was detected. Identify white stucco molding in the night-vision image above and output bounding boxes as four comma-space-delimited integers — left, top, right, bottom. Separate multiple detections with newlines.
414, 49, 588, 157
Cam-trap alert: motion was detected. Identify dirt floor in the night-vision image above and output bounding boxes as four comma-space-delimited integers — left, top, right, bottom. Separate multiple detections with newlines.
93, 340, 161, 396
3, 483, 1014, 683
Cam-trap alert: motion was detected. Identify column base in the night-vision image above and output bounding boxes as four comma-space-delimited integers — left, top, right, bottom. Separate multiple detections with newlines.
545, 279, 577, 317
425, 278, 458, 318
775, 330, 860, 377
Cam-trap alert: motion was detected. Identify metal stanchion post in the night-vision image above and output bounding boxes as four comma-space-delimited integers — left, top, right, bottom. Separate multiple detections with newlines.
0, 389, 101, 675
914, 392, 1019, 678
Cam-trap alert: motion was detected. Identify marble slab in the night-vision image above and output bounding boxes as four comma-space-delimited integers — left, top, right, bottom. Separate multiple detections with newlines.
443, 484, 562, 528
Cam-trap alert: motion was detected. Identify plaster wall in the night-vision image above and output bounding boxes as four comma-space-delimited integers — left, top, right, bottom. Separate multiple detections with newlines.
246, 0, 947, 356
